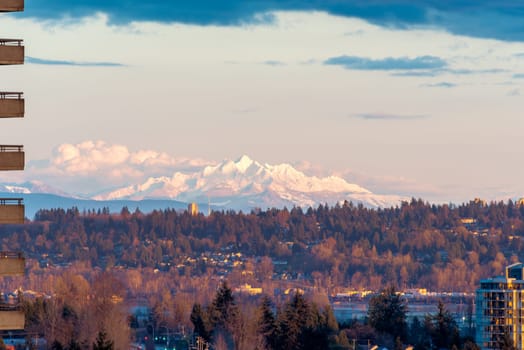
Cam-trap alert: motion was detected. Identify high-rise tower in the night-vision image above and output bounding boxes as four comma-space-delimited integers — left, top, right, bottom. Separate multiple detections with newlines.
0, 0, 25, 331
476, 263, 524, 350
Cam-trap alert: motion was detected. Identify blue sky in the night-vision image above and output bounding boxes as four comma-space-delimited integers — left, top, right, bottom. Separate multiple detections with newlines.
25, 1, 524, 42
1, 1, 524, 203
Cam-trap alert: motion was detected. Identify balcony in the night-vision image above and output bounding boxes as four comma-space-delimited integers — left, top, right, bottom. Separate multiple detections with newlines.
0, 290, 24, 330
0, 0, 23, 12
0, 145, 24, 170
0, 39, 24, 65
0, 252, 24, 276
0, 198, 24, 224
0, 295, 25, 330
0, 310, 24, 330
0, 92, 23, 118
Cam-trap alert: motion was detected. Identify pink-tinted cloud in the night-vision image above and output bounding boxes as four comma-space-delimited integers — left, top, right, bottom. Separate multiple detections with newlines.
23, 141, 213, 195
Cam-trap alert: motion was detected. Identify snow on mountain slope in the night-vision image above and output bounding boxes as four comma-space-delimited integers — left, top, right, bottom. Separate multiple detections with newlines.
93, 155, 404, 209
0, 180, 75, 198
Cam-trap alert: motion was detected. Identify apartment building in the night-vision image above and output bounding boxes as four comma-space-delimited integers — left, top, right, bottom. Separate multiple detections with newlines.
476, 263, 524, 349
0, 0, 26, 331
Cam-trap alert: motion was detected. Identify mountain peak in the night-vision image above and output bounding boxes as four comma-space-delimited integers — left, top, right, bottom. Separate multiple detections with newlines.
2, 155, 405, 210
235, 155, 254, 172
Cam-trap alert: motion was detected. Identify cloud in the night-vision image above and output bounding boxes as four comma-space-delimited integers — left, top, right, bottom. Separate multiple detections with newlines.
232, 108, 258, 114
346, 173, 444, 199
51, 141, 133, 174
49, 141, 209, 174
26, 56, 124, 67
344, 29, 365, 36
446, 68, 507, 75
507, 89, 520, 96
23, 1, 524, 42
392, 68, 506, 78
392, 71, 439, 77
25, 141, 213, 195
292, 162, 444, 199
324, 55, 446, 71
262, 60, 286, 66
352, 113, 428, 121
421, 82, 456, 88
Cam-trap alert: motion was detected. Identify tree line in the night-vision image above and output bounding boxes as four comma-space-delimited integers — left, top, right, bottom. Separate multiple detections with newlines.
22, 271, 128, 350
187, 282, 481, 350
18, 279, 484, 350
1, 198, 520, 290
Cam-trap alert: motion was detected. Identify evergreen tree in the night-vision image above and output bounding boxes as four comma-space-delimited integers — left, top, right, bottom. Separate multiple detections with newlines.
275, 292, 335, 350
367, 286, 407, 342
277, 293, 308, 350
209, 281, 239, 330
409, 316, 429, 350
302, 302, 330, 350
424, 300, 460, 350
208, 281, 240, 348
68, 339, 82, 350
51, 341, 64, 350
190, 303, 211, 342
257, 295, 277, 350
92, 330, 114, 350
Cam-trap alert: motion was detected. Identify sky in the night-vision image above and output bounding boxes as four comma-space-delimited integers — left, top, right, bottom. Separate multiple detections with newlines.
1, 0, 524, 204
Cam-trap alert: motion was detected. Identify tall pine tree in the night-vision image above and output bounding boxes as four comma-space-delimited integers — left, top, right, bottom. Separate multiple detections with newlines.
367, 286, 407, 342
92, 331, 113, 350
257, 296, 277, 350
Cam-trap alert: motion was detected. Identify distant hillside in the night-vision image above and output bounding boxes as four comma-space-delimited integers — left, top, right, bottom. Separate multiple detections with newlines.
0, 193, 195, 220
2, 198, 523, 291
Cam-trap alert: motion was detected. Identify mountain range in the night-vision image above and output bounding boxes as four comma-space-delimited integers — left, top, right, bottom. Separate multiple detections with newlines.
0, 156, 405, 219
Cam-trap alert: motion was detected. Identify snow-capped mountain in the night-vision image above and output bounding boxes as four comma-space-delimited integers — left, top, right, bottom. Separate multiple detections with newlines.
92, 155, 405, 210
0, 180, 74, 198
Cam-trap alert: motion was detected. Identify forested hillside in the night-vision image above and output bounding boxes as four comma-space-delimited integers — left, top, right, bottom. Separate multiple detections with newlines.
3, 198, 524, 291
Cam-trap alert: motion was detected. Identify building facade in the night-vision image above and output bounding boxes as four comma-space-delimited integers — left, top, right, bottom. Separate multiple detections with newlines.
188, 202, 199, 216
0, 0, 26, 331
476, 263, 524, 349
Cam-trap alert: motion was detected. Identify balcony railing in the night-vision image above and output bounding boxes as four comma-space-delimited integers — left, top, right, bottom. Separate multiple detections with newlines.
0, 39, 24, 65
0, 92, 23, 118
0, 289, 24, 329
0, 145, 24, 170
0, 198, 24, 224
0, 0, 23, 12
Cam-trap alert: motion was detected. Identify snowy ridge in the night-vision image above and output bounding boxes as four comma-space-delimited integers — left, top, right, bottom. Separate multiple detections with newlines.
93, 155, 405, 209
0, 180, 75, 198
